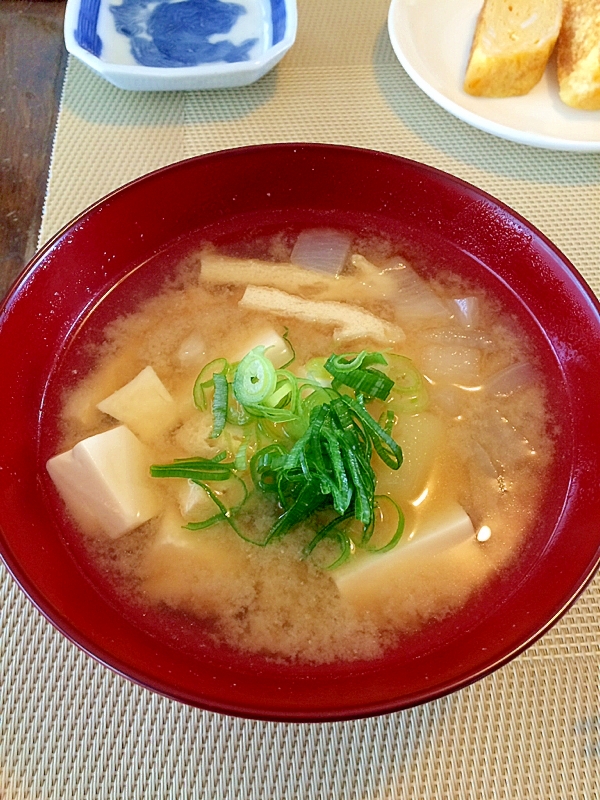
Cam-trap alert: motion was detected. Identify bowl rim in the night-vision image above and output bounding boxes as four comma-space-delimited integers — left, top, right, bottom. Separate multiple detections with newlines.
6, 143, 600, 318
1, 143, 600, 722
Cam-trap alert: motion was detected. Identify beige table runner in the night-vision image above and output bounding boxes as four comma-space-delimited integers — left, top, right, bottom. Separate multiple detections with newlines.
2, 1, 600, 797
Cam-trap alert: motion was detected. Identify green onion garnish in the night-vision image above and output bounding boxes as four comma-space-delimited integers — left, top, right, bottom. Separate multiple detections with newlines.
325, 351, 394, 401
360, 495, 405, 552
339, 396, 403, 470
193, 357, 228, 410
250, 444, 288, 493
385, 354, 428, 414
210, 370, 229, 438
150, 336, 423, 569
303, 511, 355, 570
150, 456, 234, 482
233, 347, 277, 406
184, 479, 243, 536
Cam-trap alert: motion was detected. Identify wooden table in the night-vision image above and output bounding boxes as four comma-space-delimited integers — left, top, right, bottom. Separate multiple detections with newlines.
0, 0, 67, 297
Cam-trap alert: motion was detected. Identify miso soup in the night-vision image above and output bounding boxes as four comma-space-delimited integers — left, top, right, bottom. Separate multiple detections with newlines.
47, 232, 555, 663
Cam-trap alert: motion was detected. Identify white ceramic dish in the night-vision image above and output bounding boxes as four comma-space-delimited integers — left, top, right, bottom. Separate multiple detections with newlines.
388, 0, 600, 152
64, 0, 297, 91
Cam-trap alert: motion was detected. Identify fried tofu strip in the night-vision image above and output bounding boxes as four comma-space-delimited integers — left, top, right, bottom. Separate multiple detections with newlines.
238, 285, 405, 346
200, 251, 400, 302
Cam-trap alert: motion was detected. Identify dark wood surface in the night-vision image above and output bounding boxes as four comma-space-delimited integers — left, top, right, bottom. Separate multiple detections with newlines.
0, 0, 68, 298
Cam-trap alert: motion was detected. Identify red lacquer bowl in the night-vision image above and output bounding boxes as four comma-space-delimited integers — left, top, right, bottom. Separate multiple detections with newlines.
1, 144, 599, 722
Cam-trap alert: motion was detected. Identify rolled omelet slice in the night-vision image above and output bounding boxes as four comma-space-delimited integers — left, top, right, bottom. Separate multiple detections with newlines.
464, 0, 562, 97
557, 0, 600, 110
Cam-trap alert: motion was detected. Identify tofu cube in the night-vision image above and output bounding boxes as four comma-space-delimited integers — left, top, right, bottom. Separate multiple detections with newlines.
333, 502, 474, 607
46, 425, 161, 538
178, 480, 215, 521
96, 366, 179, 442
140, 510, 250, 615
232, 328, 292, 369
150, 509, 232, 563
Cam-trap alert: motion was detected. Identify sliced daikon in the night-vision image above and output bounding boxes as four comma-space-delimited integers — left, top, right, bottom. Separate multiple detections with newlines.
424, 328, 495, 350
428, 384, 464, 417
290, 229, 351, 275
469, 440, 499, 479
375, 412, 444, 502
350, 255, 401, 301
177, 332, 207, 369
420, 344, 481, 384
485, 362, 536, 397
450, 297, 480, 327
386, 258, 451, 322
479, 410, 536, 467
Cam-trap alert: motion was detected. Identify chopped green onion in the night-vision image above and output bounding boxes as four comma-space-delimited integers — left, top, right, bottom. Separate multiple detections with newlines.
379, 409, 396, 435
318, 419, 352, 514
385, 354, 429, 415
233, 347, 277, 406
387, 354, 422, 393
250, 444, 288, 493
325, 351, 394, 400
303, 511, 355, 569
193, 357, 228, 410
360, 495, 405, 552
205, 451, 228, 463
341, 443, 373, 526
327, 351, 386, 372
183, 510, 226, 530
226, 395, 251, 426
387, 390, 428, 416
304, 357, 331, 386
244, 404, 299, 422
340, 395, 403, 470
184, 475, 249, 532
184, 479, 242, 535
152, 337, 415, 568
264, 382, 292, 409
210, 371, 229, 438
280, 327, 296, 369
234, 441, 249, 471
265, 478, 326, 543
150, 456, 234, 482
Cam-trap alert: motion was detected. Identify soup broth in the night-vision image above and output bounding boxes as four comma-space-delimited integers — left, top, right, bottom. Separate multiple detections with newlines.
48, 233, 555, 664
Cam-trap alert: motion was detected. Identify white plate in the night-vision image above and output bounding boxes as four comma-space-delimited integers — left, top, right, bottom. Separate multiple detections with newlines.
388, 0, 600, 151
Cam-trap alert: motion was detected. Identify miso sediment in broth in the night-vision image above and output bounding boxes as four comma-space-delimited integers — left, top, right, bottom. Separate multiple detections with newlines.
48, 233, 554, 664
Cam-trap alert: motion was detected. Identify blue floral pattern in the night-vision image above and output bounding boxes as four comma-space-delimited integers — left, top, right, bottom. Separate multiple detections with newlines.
110, 0, 258, 67
75, 0, 103, 57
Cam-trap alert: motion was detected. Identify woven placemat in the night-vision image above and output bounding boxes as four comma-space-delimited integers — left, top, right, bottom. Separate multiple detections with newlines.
2, 1, 600, 797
